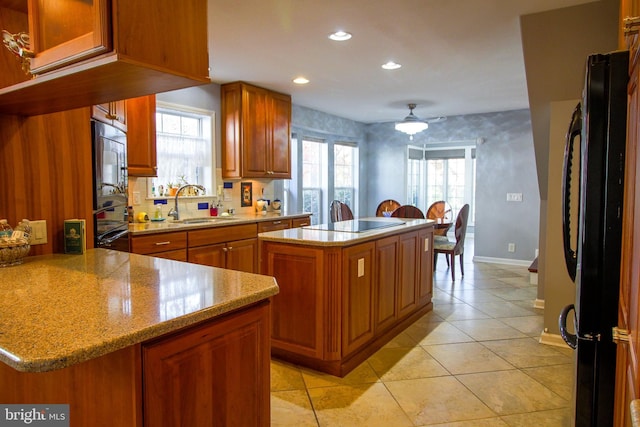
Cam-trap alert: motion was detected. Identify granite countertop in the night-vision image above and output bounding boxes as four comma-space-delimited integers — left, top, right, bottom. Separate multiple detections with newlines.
129, 212, 311, 235
258, 217, 434, 247
0, 249, 278, 373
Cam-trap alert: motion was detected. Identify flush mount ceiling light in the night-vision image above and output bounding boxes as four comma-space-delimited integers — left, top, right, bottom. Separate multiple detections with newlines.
395, 104, 428, 140
328, 30, 352, 41
382, 61, 402, 70
293, 76, 309, 84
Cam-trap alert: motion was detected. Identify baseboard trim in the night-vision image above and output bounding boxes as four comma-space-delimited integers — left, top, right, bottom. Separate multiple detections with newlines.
533, 299, 544, 309
539, 331, 572, 349
472, 256, 531, 267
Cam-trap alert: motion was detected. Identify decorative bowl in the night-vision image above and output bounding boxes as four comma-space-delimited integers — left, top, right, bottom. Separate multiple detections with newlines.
0, 238, 31, 267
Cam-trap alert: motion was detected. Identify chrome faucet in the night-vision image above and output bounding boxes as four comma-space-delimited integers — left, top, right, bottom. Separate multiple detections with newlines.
167, 184, 206, 220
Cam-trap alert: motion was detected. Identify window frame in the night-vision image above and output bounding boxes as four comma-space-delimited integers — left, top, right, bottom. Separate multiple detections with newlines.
147, 101, 216, 199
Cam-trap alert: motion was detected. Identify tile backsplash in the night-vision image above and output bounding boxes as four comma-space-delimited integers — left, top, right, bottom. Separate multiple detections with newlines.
128, 172, 281, 221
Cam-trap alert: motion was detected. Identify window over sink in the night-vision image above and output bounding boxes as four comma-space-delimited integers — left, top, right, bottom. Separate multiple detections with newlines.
147, 102, 215, 198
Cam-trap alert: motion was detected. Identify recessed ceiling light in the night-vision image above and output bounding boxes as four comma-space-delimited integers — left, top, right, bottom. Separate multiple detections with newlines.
382, 61, 402, 70
293, 77, 309, 85
328, 31, 352, 41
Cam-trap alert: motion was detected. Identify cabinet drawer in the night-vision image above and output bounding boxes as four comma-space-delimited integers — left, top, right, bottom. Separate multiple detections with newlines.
291, 217, 311, 228
258, 219, 291, 233
189, 223, 258, 247
131, 232, 187, 254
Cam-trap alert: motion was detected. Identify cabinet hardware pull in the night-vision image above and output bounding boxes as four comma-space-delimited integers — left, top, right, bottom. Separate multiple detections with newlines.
624, 16, 640, 34
227, 247, 233, 251
154, 241, 171, 246
273, 221, 282, 225
222, 247, 228, 252
612, 326, 630, 343
105, 113, 119, 120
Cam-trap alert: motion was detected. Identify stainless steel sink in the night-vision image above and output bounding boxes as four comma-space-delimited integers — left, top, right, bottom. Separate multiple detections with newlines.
175, 217, 236, 224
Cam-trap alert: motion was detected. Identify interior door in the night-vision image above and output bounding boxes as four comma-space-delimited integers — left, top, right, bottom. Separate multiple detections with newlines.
614, 16, 640, 425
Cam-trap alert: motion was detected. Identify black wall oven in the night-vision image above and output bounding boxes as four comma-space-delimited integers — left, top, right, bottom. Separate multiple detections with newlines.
92, 120, 129, 251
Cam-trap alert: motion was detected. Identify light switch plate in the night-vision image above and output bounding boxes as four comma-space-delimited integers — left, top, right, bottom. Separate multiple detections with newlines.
30, 220, 47, 245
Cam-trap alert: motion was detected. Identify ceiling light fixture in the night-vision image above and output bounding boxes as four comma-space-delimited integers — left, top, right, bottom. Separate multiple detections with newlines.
382, 61, 401, 70
328, 30, 352, 41
293, 77, 309, 84
395, 104, 428, 140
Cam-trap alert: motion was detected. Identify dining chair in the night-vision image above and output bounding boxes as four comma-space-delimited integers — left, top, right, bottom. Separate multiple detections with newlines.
426, 200, 454, 236
330, 200, 354, 222
390, 205, 425, 219
375, 199, 401, 217
434, 204, 470, 281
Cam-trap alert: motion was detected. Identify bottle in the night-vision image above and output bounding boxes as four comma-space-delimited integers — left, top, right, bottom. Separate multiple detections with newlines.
13, 219, 32, 243
155, 205, 162, 219
209, 202, 218, 217
0, 219, 13, 239
127, 206, 134, 224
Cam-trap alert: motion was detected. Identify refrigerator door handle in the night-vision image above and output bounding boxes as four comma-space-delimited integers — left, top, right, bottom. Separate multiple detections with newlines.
559, 304, 578, 349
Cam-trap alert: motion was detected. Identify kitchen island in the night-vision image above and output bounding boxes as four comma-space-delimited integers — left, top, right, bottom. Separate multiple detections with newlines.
0, 249, 278, 426
259, 217, 434, 376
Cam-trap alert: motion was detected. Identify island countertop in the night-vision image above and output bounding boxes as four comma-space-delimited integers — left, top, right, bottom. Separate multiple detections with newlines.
258, 217, 434, 247
0, 249, 278, 373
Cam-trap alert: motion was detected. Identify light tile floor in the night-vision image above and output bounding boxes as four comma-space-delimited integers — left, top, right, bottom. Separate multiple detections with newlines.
271, 237, 574, 426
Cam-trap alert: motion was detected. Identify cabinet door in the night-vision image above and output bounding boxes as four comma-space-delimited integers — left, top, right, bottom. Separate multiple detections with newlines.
28, 0, 111, 74
92, 101, 127, 132
269, 92, 292, 178
417, 228, 434, 306
375, 236, 398, 332
188, 243, 227, 269
127, 95, 157, 177
143, 301, 271, 427
242, 85, 270, 177
342, 242, 375, 356
397, 232, 419, 319
226, 238, 258, 273
258, 219, 291, 233
291, 216, 311, 228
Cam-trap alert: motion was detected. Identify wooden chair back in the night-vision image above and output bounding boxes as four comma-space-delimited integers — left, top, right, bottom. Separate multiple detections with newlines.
426, 200, 453, 236
376, 199, 401, 217
330, 200, 354, 222
390, 205, 424, 219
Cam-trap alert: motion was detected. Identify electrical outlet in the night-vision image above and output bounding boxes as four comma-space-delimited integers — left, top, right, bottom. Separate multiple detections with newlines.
508, 243, 516, 252
30, 220, 47, 245
133, 191, 141, 205
506, 193, 523, 202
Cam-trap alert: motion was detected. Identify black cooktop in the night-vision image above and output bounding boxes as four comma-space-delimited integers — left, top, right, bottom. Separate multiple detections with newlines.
303, 219, 404, 233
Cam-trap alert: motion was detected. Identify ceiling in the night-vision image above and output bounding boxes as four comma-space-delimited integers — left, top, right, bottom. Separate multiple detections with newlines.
207, 0, 597, 124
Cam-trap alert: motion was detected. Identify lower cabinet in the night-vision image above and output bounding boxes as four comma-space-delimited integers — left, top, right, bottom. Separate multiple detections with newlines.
143, 300, 271, 427
130, 231, 187, 261
0, 301, 271, 427
264, 225, 434, 376
188, 224, 258, 273
342, 242, 376, 356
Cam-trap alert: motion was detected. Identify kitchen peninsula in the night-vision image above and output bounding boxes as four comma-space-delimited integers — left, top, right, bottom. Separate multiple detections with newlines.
0, 249, 278, 426
259, 218, 434, 376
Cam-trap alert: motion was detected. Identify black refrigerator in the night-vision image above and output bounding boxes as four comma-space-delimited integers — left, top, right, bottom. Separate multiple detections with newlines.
559, 51, 628, 427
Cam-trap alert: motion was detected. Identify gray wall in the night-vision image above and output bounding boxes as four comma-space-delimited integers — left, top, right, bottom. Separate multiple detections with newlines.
367, 110, 539, 263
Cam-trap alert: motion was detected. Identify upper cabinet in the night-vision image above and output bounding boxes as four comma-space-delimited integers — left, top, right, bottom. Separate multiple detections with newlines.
221, 82, 292, 179
27, 0, 111, 75
0, 0, 209, 116
126, 95, 157, 177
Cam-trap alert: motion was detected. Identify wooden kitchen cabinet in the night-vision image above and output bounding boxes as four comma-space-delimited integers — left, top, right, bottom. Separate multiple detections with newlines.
342, 242, 375, 356
263, 223, 434, 376
258, 219, 291, 233
0, 0, 209, 116
27, 0, 111, 75
291, 216, 311, 228
143, 300, 271, 427
130, 231, 187, 261
221, 82, 292, 179
126, 95, 157, 177
92, 100, 127, 132
188, 224, 258, 273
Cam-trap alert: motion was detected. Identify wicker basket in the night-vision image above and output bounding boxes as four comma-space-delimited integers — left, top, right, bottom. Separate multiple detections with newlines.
0, 239, 31, 267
